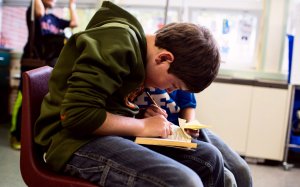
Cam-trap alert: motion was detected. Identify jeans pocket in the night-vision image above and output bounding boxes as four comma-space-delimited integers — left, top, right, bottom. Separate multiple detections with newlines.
64, 164, 104, 184
64, 153, 137, 187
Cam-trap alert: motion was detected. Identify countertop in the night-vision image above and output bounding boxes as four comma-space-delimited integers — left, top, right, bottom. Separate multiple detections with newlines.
215, 69, 289, 89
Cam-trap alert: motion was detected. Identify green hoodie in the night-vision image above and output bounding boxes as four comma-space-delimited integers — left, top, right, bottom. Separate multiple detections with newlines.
34, 1, 147, 172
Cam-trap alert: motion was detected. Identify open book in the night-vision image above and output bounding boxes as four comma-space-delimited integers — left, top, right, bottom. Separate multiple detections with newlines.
135, 119, 209, 149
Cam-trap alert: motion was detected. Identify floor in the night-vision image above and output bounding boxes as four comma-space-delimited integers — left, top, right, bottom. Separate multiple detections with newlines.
1, 122, 300, 187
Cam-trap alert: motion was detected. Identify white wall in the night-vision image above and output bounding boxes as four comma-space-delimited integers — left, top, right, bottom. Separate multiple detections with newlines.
262, 0, 288, 73
290, 2, 300, 85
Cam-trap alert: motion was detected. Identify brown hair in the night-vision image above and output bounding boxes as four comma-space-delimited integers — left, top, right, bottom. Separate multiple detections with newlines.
155, 23, 220, 93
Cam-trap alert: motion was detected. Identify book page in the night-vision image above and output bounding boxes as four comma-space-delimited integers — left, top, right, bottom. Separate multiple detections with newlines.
167, 124, 191, 142
135, 118, 209, 149
179, 118, 210, 130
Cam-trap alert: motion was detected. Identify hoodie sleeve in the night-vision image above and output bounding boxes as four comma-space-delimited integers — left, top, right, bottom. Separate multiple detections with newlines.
60, 26, 142, 136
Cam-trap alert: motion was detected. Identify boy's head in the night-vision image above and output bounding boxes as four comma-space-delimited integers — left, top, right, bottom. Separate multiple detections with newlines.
154, 23, 220, 93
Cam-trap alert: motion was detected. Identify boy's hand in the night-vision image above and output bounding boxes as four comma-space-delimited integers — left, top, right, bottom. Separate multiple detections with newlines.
144, 105, 168, 118
185, 129, 200, 139
142, 115, 172, 138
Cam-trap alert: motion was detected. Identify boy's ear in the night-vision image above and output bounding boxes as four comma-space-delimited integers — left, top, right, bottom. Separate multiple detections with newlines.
155, 51, 174, 64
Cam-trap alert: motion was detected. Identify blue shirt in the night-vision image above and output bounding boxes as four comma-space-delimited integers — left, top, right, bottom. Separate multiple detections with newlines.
40, 14, 70, 36
23, 6, 71, 61
134, 88, 196, 125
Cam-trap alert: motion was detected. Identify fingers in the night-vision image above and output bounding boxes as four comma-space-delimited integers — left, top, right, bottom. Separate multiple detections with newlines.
144, 115, 172, 138
185, 129, 200, 139
150, 105, 168, 118
161, 122, 172, 138
144, 108, 157, 118
144, 105, 168, 118
156, 107, 168, 118
169, 123, 173, 135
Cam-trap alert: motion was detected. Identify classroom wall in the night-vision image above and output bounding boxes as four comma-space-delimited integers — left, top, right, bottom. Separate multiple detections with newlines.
262, 0, 288, 73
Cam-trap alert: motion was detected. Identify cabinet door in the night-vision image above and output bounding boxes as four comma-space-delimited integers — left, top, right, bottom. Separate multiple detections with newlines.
195, 82, 253, 154
246, 86, 289, 160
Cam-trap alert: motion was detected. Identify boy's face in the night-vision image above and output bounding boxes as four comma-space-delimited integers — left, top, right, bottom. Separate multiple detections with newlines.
144, 50, 187, 93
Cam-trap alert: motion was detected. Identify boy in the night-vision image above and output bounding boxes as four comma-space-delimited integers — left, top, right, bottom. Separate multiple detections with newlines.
35, 1, 221, 186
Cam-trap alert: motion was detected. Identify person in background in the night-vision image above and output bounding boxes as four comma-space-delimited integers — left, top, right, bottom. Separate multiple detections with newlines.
34, 1, 224, 186
135, 87, 253, 187
10, 0, 78, 150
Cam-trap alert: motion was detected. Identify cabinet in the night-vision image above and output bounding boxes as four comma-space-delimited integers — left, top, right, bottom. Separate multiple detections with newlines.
196, 80, 291, 161
195, 82, 252, 154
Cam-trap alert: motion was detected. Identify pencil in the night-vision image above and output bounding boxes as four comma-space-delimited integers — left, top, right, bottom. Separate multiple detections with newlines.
145, 91, 159, 107
146, 91, 168, 118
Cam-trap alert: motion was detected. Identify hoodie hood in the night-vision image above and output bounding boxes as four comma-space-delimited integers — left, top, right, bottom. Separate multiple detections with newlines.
86, 1, 147, 60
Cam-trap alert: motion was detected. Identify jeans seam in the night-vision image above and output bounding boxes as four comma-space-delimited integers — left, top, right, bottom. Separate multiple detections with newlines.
101, 164, 110, 186
183, 155, 214, 187
74, 151, 170, 187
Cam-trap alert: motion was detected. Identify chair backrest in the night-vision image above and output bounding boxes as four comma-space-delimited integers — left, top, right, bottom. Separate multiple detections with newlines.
20, 66, 97, 187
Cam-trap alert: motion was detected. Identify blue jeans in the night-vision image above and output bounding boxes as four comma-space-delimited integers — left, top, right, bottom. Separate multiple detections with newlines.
63, 136, 224, 187
224, 168, 237, 187
200, 129, 253, 187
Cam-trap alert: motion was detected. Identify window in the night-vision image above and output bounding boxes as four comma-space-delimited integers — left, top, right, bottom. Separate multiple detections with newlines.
121, 6, 180, 34
190, 9, 260, 70
118, 0, 264, 72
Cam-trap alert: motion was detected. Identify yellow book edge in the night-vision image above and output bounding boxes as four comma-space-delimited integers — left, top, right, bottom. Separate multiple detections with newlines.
179, 118, 211, 130
135, 137, 197, 149
134, 118, 209, 149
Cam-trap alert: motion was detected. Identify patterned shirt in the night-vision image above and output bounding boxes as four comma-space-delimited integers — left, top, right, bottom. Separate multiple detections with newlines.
134, 87, 196, 125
